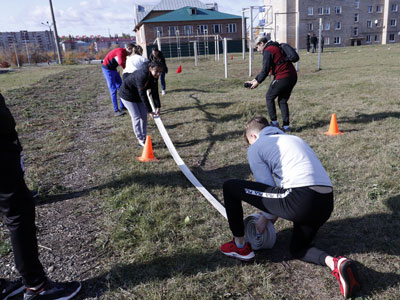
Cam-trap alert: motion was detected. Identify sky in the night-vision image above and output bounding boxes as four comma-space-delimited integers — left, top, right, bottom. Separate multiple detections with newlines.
0, 0, 262, 37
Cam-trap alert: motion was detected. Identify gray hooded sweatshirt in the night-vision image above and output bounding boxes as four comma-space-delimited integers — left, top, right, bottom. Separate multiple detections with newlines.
247, 126, 332, 189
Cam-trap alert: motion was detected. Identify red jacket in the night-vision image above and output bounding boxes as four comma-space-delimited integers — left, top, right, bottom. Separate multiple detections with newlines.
102, 48, 128, 70
255, 42, 297, 82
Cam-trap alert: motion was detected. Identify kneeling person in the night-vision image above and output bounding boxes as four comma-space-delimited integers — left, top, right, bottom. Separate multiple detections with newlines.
220, 116, 360, 299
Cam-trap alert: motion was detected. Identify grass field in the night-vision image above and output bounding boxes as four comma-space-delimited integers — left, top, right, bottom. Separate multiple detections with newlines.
1, 44, 399, 300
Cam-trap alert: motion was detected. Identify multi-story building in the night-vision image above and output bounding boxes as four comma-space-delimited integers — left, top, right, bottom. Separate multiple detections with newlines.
133, 0, 243, 57
0, 31, 55, 52
262, 0, 400, 48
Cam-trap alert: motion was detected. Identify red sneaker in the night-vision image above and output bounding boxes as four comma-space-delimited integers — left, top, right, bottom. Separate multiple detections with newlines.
220, 239, 255, 261
331, 256, 361, 298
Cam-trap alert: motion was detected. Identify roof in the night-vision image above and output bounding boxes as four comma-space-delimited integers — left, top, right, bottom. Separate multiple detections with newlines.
143, 6, 241, 23
134, 0, 210, 28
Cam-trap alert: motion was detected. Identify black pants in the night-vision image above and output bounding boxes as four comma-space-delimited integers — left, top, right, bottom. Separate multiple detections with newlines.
0, 149, 46, 287
266, 74, 297, 126
223, 179, 333, 266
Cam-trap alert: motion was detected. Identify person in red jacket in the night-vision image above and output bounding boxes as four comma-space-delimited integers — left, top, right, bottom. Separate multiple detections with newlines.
102, 43, 134, 116
245, 35, 297, 132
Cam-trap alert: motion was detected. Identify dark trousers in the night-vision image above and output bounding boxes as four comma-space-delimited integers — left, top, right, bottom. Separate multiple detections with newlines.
266, 74, 297, 126
160, 72, 166, 91
0, 149, 46, 287
223, 179, 333, 266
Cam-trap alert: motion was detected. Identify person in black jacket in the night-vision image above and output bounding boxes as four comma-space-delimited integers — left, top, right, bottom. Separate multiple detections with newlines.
0, 93, 81, 300
119, 61, 163, 147
311, 34, 318, 53
149, 47, 168, 95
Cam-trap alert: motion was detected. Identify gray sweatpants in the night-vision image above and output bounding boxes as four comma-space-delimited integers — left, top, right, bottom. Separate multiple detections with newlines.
121, 99, 148, 143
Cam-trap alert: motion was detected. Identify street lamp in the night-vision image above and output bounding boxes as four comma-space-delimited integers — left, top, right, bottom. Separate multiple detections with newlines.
41, 21, 57, 62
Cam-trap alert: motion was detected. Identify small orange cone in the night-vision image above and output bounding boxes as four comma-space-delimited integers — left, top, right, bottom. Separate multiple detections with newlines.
230, 55, 234, 60
324, 113, 343, 136
176, 65, 182, 73
137, 135, 158, 162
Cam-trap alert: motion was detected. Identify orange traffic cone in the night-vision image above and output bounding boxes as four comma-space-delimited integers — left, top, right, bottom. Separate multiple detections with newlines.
324, 113, 343, 136
176, 65, 182, 73
137, 135, 158, 162
230, 55, 234, 60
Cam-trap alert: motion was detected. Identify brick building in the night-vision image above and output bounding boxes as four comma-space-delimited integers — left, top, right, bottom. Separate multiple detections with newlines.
262, 0, 400, 48
133, 0, 243, 57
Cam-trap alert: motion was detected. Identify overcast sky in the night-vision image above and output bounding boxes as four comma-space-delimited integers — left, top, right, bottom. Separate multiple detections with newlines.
0, 0, 262, 36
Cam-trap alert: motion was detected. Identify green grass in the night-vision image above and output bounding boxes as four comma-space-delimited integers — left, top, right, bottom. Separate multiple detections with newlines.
1, 44, 400, 299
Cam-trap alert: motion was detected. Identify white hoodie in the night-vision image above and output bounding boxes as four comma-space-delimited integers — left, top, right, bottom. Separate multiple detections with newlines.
247, 126, 332, 189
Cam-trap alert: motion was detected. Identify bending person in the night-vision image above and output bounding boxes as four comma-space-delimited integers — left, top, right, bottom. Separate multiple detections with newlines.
119, 61, 163, 147
122, 45, 148, 81
246, 36, 297, 132
220, 116, 360, 299
102, 43, 134, 116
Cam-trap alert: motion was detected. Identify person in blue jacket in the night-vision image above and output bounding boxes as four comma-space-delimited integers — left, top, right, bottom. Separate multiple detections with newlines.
220, 116, 360, 299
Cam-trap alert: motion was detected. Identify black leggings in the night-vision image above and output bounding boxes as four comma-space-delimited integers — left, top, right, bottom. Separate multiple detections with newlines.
266, 74, 297, 126
223, 179, 333, 266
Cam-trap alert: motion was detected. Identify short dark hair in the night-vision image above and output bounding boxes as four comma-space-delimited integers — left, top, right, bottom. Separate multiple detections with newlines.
126, 43, 135, 49
243, 116, 269, 144
152, 47, 159, 52
148, 60, 164, 72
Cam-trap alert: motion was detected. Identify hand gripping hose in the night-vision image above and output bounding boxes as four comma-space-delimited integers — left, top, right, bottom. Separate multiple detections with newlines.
146, 90, 276, 250
244, 214, 276, 250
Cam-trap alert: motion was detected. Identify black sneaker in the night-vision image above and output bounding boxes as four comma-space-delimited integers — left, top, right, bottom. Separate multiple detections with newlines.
23, 280, 81, 300
120, 107, 127, 111
0, 278, 24, 300
114, 110, 125, 117
282, 125, 291, 133
270, 121, 280, 128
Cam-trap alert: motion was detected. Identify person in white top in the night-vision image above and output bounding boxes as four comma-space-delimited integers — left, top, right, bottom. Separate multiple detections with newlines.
220, 116, 360, 299
122, 45, 148, 80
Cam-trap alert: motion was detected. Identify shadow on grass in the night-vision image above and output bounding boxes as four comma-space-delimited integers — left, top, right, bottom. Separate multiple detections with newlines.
162, 101, 235, 114
167, 88, 224, 94
294, 111, 400, 132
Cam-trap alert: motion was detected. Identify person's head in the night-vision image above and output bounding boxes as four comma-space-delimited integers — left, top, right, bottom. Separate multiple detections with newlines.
125, 43, 135, 55
244, 116, 269, 144
136, 45, 143, 56
152, 47, 160, 57
255, 35, 269, 52
148, 61, 164, 79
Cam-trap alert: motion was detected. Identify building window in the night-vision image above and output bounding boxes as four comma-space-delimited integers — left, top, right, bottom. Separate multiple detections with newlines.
197, 25, 208, 34
183, 25, 193, 35
390, 19, 397, 27
392, 4, 398, 12
353, 27, 358, 36
324, 7, 330, 15
376, 5, 382, 13
318, 7, 323, 15
226, 23, 237, 33
368, 6, 373, 13
354, 13, 359, 22
154, 26, 163, 37
367, 20, 372, 28
355, 0, 359, 9
325, 22, 330, 30
308, 7, 313, 15
212, 24, 222, 34
389, 33, 395, 41
325, 37, 330, 45
334, 36, 341, 44
168, 26, 178, 36
375, 19, 382, 27
335, 6, 342, 14
335, 22, 341, 30
374, 35, 379, 42
308, 23, 313, 31
366, 35, 371, 42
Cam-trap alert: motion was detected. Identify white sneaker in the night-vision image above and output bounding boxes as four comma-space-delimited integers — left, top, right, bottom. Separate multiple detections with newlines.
138, 140, 145, 148
161, 90, 166, 95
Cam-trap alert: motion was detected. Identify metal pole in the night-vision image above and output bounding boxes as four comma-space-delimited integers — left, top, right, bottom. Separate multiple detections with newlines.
318, 18, 322, 70
49, 0, 63, 64
194, 41, 198, 66
216, 36, 220, 61
242, 8, 246, 60
156, 37, 161, 51
295, 0, 300, 72
224, 38, 228, 78
214, 36, 217, 61
25, 41, 31, 65
249, 6, 253, 77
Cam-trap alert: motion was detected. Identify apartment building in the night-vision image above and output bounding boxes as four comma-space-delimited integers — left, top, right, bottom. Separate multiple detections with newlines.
263, 0, 400, 48
0, 31, 55, 52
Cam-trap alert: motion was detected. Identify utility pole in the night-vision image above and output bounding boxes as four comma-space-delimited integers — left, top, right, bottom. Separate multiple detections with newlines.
49, 0, 63, 64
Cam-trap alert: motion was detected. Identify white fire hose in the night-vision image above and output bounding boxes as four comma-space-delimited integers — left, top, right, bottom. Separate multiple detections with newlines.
146, 90, 276, 250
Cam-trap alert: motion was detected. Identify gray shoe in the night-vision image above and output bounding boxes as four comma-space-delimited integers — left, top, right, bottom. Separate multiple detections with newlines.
282, 125, 291, 133
270, 121, 280, 128
114, 110, 125, 117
